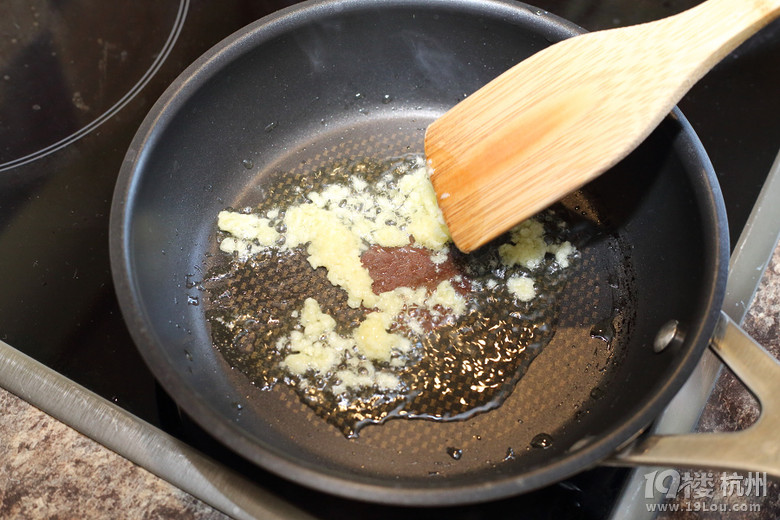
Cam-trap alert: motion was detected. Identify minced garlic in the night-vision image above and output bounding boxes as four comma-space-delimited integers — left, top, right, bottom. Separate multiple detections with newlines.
498, 218, 575, 270
284, 204, 376, 308
354, 312, 410, 361
216, 155, 576, 398
279, 298, 403, 395
280, 298, 344, 375
217, 211, 279, 260
507, 275, 536, 302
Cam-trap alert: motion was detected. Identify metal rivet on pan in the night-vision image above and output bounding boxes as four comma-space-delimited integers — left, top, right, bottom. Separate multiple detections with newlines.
653, 320, 683, 353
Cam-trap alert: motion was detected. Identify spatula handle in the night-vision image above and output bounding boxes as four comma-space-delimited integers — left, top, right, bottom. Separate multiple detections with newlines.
656, 0, 780, 82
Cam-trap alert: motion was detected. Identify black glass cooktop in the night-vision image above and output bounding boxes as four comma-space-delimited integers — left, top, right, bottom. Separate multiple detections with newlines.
0, 1, 777, 518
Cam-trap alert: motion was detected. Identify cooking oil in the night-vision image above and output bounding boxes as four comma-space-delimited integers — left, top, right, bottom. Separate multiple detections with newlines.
204, 156, 580, 438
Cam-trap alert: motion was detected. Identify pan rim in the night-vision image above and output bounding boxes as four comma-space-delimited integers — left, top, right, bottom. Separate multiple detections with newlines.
109, 0, 729, 506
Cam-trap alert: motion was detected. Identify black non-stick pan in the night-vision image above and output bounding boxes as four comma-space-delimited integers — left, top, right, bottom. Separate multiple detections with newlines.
110, 0, 780, 506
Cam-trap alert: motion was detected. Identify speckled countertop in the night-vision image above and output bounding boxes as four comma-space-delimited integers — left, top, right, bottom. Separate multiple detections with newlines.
0, 388, 229, 519
1, 243, 779, 519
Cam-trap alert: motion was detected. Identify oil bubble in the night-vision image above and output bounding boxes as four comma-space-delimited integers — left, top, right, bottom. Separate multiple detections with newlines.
530, 433, 554, 449
446, 447, 463, 460
590, 317, 615, 345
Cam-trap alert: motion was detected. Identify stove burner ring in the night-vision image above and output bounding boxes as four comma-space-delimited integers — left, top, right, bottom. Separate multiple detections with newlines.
0, 0, 189, 172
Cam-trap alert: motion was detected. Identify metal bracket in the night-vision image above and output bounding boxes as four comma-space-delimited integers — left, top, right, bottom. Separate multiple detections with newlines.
607, 311, 780, 476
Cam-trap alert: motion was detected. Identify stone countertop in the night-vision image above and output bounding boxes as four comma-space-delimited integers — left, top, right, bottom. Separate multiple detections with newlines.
1, 243, 779, 519
0, 387, 229, 519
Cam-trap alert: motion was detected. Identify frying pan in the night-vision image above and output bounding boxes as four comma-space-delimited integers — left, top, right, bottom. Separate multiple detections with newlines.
109, 0, 780, 506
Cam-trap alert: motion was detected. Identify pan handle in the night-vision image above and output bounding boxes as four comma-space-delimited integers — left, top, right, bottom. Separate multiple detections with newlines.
606, 310, 780, 477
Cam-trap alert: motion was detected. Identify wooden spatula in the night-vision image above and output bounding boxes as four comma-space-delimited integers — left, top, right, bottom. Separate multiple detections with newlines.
426, 0, 780, 252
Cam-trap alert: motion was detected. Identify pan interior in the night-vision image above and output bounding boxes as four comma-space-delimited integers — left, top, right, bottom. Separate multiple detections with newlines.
197, 112, 633, 471
116, 0, 722, 502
